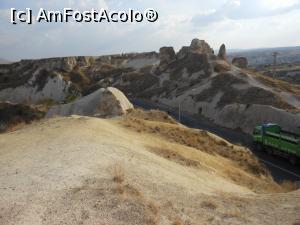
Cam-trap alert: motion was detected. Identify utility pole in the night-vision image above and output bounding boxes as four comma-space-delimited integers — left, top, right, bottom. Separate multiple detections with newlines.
272, 52, 279, 78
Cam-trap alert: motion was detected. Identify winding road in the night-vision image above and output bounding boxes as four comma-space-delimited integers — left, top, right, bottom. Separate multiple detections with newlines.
131, 98, 300, 182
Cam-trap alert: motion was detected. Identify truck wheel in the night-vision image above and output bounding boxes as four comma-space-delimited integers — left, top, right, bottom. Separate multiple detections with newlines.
289, 156, 297, 165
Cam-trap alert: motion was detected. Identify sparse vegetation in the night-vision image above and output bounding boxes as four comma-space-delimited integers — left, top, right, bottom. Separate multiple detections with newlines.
107, 163, 160, 225
109, 163, 125, 184
222, 209, 242, 219
119, 110, 297, 193
64, 95, 78, 103
172, 217, 184, 225
37, 98, 56, 107
0, 102, 45, 133
279, 180, 299, 192
201, 200, 218, 210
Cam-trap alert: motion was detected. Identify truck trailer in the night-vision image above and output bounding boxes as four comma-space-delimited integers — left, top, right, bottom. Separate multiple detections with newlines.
252, 124, 300, 165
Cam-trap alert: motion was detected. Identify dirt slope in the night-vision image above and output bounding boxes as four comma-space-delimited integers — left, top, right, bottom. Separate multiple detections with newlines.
0, 115, 299, 225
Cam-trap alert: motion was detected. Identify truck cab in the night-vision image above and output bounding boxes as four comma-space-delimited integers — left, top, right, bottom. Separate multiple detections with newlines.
253, 125, 263, 142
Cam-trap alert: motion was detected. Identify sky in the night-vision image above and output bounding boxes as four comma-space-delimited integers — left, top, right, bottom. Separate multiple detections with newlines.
0, 0, 300, 61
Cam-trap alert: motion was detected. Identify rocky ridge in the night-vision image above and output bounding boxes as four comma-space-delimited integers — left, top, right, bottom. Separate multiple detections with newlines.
0, 38, 299, 134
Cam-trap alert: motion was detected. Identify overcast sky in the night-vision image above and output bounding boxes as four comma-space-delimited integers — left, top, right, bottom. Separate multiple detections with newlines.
0, 0, 300, 61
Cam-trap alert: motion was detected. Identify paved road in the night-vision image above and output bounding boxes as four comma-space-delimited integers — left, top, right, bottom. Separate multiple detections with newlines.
131, 98, 300, 182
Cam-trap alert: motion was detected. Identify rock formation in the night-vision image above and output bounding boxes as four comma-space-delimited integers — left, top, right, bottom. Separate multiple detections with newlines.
0, 38, 299, 135
189, 39, 214, 55
218, 44, 227, 61
232, 57, 248, 69
46, 87, 133, 118
176, 46, 190, 60
159, 47, 176, 70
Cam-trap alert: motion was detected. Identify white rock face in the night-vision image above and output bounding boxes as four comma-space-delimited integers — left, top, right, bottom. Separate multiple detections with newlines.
0, 74, 70, 103
122, 56, 159, 69
46, 87, 133, 118
214, 104, 300, 134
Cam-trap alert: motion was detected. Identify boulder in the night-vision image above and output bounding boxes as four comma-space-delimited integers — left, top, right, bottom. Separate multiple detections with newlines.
232, 57, 248, 69
159, 47, 176, 70
218, 44, 227, 61
189, 39, 214, 55
46, 87, 133, 118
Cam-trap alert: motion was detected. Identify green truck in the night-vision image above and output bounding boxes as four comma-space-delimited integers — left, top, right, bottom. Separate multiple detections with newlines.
253, 124, 300, 165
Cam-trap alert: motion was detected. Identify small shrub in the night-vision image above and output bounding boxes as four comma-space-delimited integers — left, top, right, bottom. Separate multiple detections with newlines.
280, 180, 299, 192
223, 209, 242, 219
64, 95, 77, 103
201, 200, 218, 210
37, 98, 56, 107
109, 163, 125, 183
172, 217, 183, 225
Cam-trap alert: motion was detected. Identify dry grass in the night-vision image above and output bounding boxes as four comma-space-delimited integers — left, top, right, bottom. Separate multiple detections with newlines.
121, 117, 267, 177
148, 146, 200, 168
109, 163, 125, 184
250, 70, 300, 96
125, 108, 177, 124
107, 163, 160, 225
0, 102, 45, 133
279, 180, 299, 192
201, 200, 218, 210
222, 209, 242, 219
172, 217, 184, 225
119, 112, 295, 194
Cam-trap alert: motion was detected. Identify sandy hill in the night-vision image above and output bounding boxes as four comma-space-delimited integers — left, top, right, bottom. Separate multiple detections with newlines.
0, 111, 299, 225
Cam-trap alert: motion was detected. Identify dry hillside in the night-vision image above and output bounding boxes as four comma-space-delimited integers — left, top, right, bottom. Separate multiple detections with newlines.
0, 112, 299, 225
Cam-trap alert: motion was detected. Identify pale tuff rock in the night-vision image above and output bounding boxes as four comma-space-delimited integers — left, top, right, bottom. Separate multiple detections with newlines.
232, 57, 248, 69
46, 87, 133, 118
218, 44, 227, 61
189, 39, 214, 55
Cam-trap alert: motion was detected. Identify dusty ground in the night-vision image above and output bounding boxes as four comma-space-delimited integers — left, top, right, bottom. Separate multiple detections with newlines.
0, 115, 299, 225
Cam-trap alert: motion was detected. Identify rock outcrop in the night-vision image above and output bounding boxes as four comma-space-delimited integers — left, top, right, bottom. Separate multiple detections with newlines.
218, 44, 227, 61
1, 38, 299, 135
176, 46, 190, 60
159, 47, 176, 71
232, 57, 248, 69
189, 39, 214, 55
46, 87, 133, 118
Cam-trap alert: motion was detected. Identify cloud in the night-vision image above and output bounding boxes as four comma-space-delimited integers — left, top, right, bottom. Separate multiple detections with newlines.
0, 0, 300, 61
191, 0, 300, 27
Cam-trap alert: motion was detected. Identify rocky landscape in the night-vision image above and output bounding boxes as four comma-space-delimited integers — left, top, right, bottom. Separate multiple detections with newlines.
1, 38, 299, 134
254, 62, 300, 85
0, 38, 300, 224
228, 46, 300, 66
